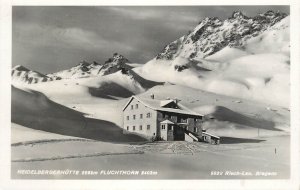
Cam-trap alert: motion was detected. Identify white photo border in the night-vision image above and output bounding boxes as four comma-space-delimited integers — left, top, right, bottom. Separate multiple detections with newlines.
0, 0, 299, 190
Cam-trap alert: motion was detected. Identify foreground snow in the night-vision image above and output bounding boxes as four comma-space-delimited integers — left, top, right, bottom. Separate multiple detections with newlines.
11, 130, 290, 179
11, 123, 81, 144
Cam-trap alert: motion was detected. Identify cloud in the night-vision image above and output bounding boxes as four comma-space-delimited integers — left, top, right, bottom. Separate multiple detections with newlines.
107, 7, 162, 20
13, 22, 135, 52
106, 7, 200, 23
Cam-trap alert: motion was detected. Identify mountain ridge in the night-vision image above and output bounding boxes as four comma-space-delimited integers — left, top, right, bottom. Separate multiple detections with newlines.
47, 53, 132, 79
11, 53, 133, 84
156, 10, 287, 60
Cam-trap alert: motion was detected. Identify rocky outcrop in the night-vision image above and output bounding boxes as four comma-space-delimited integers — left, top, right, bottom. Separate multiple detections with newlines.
156, 10, 287, 60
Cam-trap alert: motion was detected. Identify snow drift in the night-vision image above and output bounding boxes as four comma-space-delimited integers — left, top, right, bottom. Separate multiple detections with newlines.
11, 85, 146, 142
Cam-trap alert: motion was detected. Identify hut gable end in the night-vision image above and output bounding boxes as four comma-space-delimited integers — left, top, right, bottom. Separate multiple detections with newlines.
161, 101, 180, 109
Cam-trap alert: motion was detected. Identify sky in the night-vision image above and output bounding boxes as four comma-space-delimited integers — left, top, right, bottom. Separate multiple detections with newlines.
12, 6, 289, 74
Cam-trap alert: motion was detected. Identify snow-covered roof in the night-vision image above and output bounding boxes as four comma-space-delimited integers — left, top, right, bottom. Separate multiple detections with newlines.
123, 96, 204, 117
202, 132, 220, 139
160, 120, 174, 124
160, 99, 175, 107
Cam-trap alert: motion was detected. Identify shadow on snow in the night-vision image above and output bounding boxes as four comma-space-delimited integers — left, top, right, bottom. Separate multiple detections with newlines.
11, 86, 146, 144
220, 136, 266, 144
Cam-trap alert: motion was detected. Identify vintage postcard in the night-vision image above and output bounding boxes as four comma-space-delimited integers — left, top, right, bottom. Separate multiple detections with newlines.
0, 0, 299, 190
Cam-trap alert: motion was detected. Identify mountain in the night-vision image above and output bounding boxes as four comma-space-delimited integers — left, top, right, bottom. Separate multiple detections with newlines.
11, 65, 55, 84
135, 12, 290, 107
156, 10, 287, 61
11, 53, 134, 84
11, 10, 290, 107
11, 53, 163, 99
47, 53, 133, 79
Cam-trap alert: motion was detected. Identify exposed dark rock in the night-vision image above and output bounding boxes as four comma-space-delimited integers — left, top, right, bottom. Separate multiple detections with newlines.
156, 10, 288, 60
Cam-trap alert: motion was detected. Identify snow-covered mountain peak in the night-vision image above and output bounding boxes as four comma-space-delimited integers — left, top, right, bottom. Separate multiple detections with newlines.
231, 10, 248, 19
199, 16, 222, 26
11, 65, 53, 84
258, 10, 286, 18
78, 60, 91, 66
12, 53, 134, 84
45, 53, 132, 80
12, 65, 30, 72
156, 10, 288, 60
104, 53, 131, 65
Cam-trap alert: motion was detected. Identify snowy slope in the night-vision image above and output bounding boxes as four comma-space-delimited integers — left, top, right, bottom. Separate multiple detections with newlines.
80, 69, 163, 99
11, 85, 145, 142
18, 68, 163, 103
139, 84, 289, 137
136, 16, 290, 108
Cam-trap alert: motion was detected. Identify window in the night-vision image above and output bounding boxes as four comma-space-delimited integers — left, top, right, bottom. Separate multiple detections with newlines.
139, 125, 142, 130
136, 104, 138, 109
168, 125, 172, 130
146, 113, 151, 118
133, 115, 136, 120
126, 116, 129, 120
140, 114, 143, 119
133, 126, 135, 131
131, 105, 133, 110
181, 118, 187, 123
127, 126, 129, 130
194, 127, 197, 133
171, 116, 177, 121
162, 125, 165, 130
147, 125, 150, 130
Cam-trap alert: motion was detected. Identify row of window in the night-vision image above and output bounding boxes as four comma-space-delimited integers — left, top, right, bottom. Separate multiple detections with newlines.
161, 124, 172, 130
126, 113, 151, 120
164, 114, 187, 123
131, 104, 139, 110
161, 124, 198, 133
163, 115, 202, 123
162, 113, 190, 123
126, 125, 151, 131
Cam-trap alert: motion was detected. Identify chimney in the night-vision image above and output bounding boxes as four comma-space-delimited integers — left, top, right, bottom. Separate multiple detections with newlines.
150, 94, 154, 99
174, 97, 179, 104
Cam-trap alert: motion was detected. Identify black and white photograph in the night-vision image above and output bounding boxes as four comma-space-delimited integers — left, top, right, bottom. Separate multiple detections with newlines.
1, 1, 300, 190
